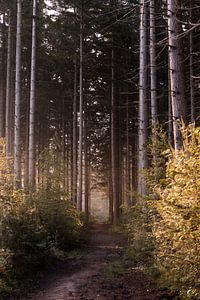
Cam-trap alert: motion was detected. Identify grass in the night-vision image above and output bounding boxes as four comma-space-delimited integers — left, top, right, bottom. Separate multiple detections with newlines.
103, 261, 126, 279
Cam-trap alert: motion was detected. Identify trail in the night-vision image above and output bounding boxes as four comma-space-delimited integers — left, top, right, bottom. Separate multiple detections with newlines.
16, 224, 165, 300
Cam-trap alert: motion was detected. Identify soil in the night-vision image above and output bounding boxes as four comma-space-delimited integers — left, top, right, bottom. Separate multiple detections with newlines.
9, 224, 175, 300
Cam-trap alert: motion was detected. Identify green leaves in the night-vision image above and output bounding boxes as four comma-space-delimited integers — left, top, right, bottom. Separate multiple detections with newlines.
0, 183, 86, 291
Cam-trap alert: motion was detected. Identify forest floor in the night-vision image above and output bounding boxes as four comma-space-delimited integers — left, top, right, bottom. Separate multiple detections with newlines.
9, 224, 172, 300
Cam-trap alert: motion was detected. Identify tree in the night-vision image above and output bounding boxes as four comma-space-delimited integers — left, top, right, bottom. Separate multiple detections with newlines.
111, 45, 120, 224
150, 0, 157, 128
5, 9, 12, 156
0, 11, 6, 138
138, 0, 148, 195
28, 0, 37, 187
77, 3, 83, 211
167, 0, 186, 150
14, 0, 22, 188
72, 57, 78, 204
189, 0, 194, 122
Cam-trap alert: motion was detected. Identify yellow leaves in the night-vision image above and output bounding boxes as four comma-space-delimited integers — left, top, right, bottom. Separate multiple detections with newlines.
150, 124, 200, 298
0, 139, 6, 173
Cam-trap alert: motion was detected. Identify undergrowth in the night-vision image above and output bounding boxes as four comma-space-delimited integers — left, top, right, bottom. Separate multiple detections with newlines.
0, 141, 89, 298
103, 261, 125, 279
123, 125, 200, 300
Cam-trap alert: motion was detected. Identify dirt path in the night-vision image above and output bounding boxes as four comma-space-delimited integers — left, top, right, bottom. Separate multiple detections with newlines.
17, 224, 166, 300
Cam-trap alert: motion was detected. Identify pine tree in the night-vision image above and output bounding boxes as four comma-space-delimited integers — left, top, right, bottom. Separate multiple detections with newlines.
14, 0, 22, 188
28, 0, 37, 187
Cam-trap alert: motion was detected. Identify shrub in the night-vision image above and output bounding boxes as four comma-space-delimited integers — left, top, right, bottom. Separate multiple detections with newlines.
122, 201, 155, 266
152, 125, 200, 299
123, 125, 200, 299
1, 197, 50, 277
103, 261, 125, 278
0, 187, 85, 275
33, 187, 84, 250
146, 124, 169, 195
0, 140, 87, 296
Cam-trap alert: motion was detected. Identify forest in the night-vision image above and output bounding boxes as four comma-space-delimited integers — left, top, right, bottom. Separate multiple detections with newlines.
0, 0, 199, 299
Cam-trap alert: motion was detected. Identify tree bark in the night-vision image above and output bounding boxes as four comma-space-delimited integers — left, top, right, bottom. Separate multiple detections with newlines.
14, 0, 22, 188
0, 12, 6, 138
72, 58, 78, 204
150, 0, 157, 128
77, 5, 83, 211
167, 0, 186, 150
6, 10, 12, 156
28, 0, 37, 188
84, 103, 89, 219
168, 58, 173, 144
189, 0, 195, 122
111, 46, 119, 225
126, 95, 130, 205
109, 168, 113, 223
138, 0, 148, 195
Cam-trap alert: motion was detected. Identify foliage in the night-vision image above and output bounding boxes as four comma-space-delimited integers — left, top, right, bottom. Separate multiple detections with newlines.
37, 148, 67, 192
146, 125, 169, 195
124, 125, 200, 299
0, 140, 86, 295
0, 189, 85, 276
103, 261, 125, 279
1, 199, 50, 277
152, 125, 200, 299
0, 138, 13, 195
33, 187, 84, 250
122, 201, 155, 267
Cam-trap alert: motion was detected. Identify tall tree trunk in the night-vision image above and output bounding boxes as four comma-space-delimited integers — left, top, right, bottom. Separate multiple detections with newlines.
138, 0, 148, 195
168, 59, 173, 144
122, 155, 126, 205
24, 101, 30, 191
111, 47, 119, 225
28, 0, 37, 188
189, 0, 195, 122
84, 105, 89, 219
126, 95, 130, 205
14, 0, 22, 188
77, 5, 83, 211
6, 10, 12, 156
150, 0, 159, 176
150, 0, 157, 128
10, 32, 15, 156
109, 168, 113, 223
167, 0, 186, 151
130, 145, 134, 204
0, 12, 6, 138
72, 58, 78, 204
62, 99, 66, 193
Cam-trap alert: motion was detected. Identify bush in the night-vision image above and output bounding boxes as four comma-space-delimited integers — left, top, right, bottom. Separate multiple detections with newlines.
146, 124, 169, 195
123, 125, 200, 299
0, 188, 85, 276
1, 197, 50, 277
33, 187, 84, 250
122, 201, 155, 266
152, 125, 200, 299
0, 140, 87, 296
